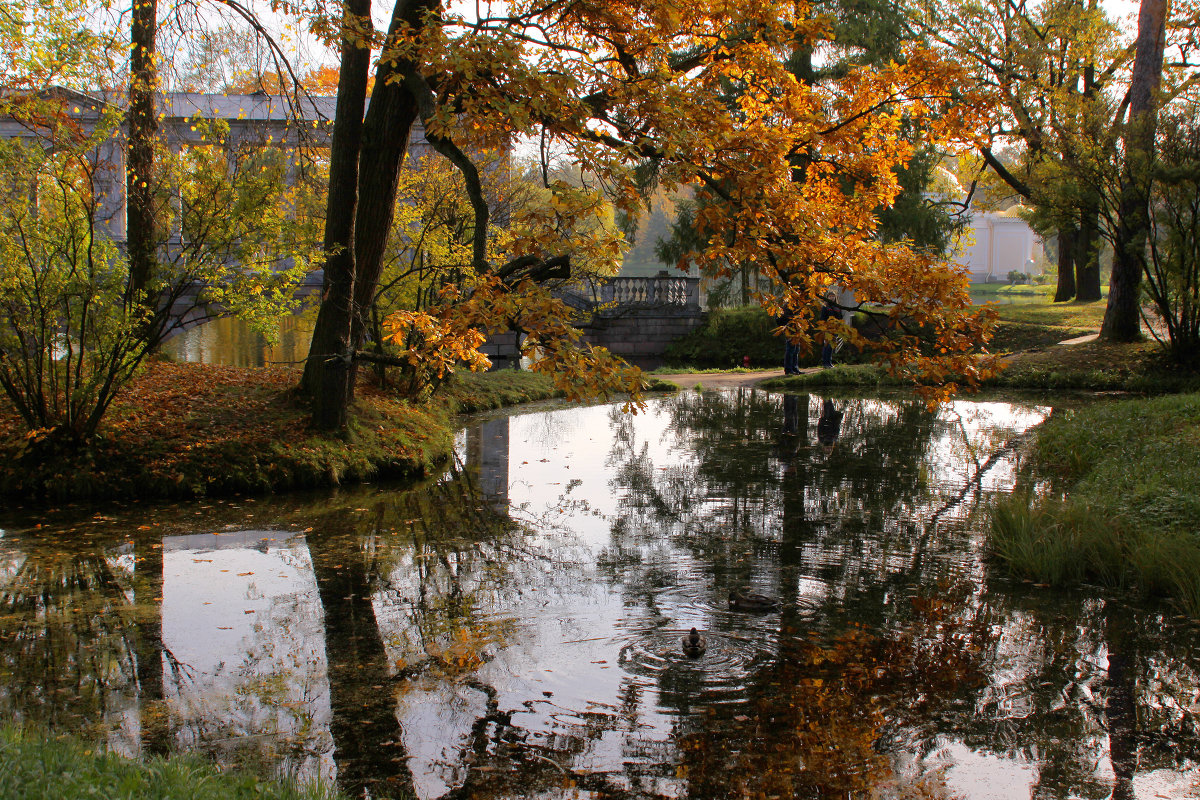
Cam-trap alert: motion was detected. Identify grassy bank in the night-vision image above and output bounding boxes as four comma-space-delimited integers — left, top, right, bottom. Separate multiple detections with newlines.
989, 393, 1200, 614
0, 727, 348, 800
0, 362, 568, 505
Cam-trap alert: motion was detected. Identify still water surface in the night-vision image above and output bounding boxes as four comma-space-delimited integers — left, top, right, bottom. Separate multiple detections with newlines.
1, 390, 1198, 799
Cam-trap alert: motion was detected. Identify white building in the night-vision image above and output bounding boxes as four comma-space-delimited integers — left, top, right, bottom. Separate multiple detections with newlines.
955, 211, 1041, 283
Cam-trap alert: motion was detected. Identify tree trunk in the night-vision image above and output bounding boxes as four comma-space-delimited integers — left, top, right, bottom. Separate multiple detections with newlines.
1053, 227, 1077, 302
303, 0, 433, 431
301, 0, 374, 430
126, 0, 158, 305
1101, 0, 1168, 341
348, 15, 425, 353
1075, 207, 1103, 302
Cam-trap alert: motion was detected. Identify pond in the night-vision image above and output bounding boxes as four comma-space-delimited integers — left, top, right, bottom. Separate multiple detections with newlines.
1, 389, 1198, 799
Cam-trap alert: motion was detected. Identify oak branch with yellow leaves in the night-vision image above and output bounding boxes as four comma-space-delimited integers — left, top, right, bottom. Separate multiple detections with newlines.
299, 0, 1002, 429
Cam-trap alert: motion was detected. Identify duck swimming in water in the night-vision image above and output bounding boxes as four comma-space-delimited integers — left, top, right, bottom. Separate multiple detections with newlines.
681, 628, 706, 658
728, 590, 780, 612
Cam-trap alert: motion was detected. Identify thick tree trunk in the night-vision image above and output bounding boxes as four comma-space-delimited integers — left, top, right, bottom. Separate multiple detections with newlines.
348, 12, 426, 354
1053, 227, 1077, 302
1101, 0, 1168, 341
1075, 207, 1103, 302
303, 0, 434, 430
301, 0, 374, 430
126, 0, 158, 305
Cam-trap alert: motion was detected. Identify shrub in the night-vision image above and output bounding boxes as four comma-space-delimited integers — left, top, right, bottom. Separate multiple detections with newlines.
665, 305, 790, 368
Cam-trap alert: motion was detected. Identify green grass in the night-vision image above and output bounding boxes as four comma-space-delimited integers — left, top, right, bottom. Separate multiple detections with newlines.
759, 364, 887, 390
970, 282, 1055, 298
990, 393, 1200, 614
990, 300, 1107, 330
0, 727, 348, 800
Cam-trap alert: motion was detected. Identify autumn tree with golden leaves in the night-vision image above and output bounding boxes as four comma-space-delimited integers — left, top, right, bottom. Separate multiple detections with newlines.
299, 0, 1002, 429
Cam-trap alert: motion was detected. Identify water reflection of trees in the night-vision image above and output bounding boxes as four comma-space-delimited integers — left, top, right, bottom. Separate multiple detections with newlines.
0, 532, 188, 756
591, 389, 1200, 798
2, 395, 1200, 799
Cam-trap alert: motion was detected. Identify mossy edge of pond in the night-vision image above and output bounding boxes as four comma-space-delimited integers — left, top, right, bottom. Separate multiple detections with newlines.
761, 339, 1200, 395
0, 726, 355, 800
0, 365, 632, 508
0, 364, 679, 508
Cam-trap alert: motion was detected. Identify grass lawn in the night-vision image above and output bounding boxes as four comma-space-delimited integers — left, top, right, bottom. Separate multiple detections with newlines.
988, 299, 1108, 329
762, 299, 1200, 394
984, 300, 1106, 353
0, 727, 349, 800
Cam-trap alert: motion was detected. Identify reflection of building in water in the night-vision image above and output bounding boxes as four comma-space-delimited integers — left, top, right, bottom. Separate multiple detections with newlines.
466, 417, 510, 507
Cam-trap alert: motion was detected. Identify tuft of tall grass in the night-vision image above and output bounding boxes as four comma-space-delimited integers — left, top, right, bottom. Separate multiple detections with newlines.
990, 495, 1200, 617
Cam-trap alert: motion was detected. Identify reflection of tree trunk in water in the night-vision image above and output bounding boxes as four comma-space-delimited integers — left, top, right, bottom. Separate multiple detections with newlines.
778, 394, 810, 656
1105, 604, 1137, 800
308, 526, 417, 799
134, 536, 169, 756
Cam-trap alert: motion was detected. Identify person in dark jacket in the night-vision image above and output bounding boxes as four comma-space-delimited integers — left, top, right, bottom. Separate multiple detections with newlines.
779, 305, 801, 375
819, 291, 840, 368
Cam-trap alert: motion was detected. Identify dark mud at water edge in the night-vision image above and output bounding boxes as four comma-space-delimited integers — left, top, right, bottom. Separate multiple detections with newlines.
1, 388, 1198, 799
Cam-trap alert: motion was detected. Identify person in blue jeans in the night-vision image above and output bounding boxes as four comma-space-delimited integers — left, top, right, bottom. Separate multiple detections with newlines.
820, 290, 839, 368
779, 306, 801, 375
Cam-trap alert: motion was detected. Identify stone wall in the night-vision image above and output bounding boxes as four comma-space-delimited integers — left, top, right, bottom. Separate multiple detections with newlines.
484, 273, 706, 369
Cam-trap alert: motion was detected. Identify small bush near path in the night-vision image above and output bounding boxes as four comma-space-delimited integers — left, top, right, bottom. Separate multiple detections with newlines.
0, 726, 348, 800
989, 393, 1200, 615
0, 362, 565, 505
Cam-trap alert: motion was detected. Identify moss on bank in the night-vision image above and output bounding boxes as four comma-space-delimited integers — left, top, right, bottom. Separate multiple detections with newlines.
0, 363, 570, 505
0, 727, 350, 800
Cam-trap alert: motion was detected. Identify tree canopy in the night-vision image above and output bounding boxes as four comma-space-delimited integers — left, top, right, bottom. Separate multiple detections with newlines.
298, 0, 1003, 428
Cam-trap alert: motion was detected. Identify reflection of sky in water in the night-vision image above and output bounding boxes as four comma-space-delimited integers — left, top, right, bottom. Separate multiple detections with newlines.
1, 390, 1198, 799
161, 529, 332, 780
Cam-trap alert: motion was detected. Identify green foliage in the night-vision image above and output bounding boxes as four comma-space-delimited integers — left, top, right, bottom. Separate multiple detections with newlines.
0, 116, 140, 442
0, 104, 320, 444
0, 726, 346, 800
990, 393, 1200, 615
664, 306, 794, 368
